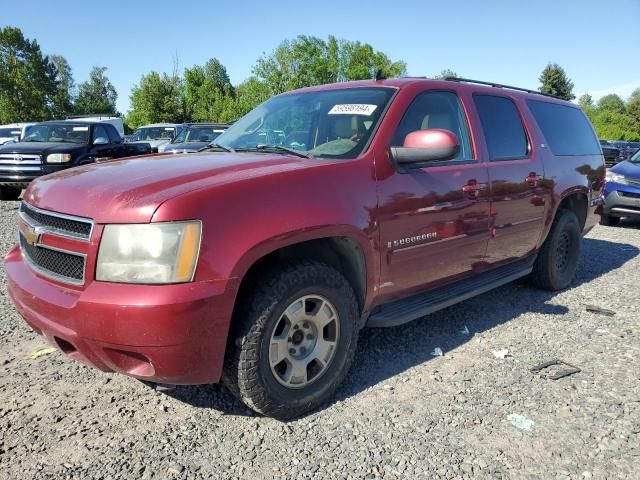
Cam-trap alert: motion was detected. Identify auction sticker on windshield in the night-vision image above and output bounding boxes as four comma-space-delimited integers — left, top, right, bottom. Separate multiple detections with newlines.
328, 104, 378, 115
73, 126, 89, 131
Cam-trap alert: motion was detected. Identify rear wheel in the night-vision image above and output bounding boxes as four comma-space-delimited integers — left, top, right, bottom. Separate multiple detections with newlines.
0, 186, 21, 201
600, 215, 620, 227
529, 209, 581, 291
223, 261, 359, 420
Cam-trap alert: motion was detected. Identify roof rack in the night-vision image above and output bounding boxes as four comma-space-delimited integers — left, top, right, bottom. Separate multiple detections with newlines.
66, 113, 120, 119
443, 77, 563, 100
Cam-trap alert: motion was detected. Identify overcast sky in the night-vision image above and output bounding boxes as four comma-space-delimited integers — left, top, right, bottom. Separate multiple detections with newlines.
4, 0, 639, 113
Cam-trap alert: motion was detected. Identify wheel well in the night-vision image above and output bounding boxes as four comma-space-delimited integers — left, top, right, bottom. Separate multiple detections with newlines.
558, 192, 587, 230
237, 237, 367, 313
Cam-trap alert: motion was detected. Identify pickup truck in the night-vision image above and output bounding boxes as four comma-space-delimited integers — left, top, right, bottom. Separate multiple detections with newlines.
4, 78, 605, 419
0, 120, 151, 200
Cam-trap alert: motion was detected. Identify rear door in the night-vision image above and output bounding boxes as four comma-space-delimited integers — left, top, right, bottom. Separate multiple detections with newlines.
376, 89, 491, 300
473, 94, 549, 264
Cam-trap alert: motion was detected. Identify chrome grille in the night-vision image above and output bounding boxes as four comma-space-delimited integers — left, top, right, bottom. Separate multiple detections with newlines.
20, 202, 93, 240
19, 235, 86, 284
0, 153, 41, 173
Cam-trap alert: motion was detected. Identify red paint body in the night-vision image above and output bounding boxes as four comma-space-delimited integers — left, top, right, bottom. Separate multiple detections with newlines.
4, 79, 605, 385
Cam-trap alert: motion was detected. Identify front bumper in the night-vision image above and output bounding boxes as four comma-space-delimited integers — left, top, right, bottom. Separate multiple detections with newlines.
603, 187, 640, 218
4, 245, 236, 385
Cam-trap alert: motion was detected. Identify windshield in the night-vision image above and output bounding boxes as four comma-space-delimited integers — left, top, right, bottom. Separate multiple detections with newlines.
22, 124, 89, 144
0, 127, 20, 137
215, 87, 395, 159
130, 127, 176, 141
173, 126, 225, 144
631, 149, 640, 163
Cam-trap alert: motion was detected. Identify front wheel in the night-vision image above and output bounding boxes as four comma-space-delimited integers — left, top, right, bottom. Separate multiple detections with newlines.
223, 261, 359, 420
0, 186, 22, 201
529, 209, 581, 291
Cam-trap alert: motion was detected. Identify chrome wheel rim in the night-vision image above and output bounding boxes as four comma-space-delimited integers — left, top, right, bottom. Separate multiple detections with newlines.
269, 295, 340, 389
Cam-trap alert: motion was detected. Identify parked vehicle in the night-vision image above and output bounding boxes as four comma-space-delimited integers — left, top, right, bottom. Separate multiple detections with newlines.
4, 78, 605, 418
600, 140, 620, 167
0, 120, 151, 200
0, 123, 36, 144
158, 123, 230, 153
127, 123, 185, 152
66, 115, 125, 139
601, 148, 640, 226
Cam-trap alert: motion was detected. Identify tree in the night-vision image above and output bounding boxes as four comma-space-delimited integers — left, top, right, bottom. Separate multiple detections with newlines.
50, 54, 75, 118
538, 63, 575, 100
0, 26, 57, 123
75, 66, 117, 114
127, 71, 183, 128
183, 58, 235, 122
434, 69, 459, 79
578, 93, 594, 110
627, 88, 640, 131
253, 35, 407, 95
597, 94, 625, 114
227, 76, 272, 119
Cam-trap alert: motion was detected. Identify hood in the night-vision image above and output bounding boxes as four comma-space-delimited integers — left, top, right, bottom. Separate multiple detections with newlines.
162, 142, 208, 153
24, 152, 320, 223
145, 139, 171, 148
610, 160, 640, 179
0, 142, 85, 155
0, 137, 17, 145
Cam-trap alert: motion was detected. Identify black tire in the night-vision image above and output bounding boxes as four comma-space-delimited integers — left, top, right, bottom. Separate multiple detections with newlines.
0, 186, 21, 201
599, 215, 620, 227
529, 209, 581, 291
223, 261, 359, 420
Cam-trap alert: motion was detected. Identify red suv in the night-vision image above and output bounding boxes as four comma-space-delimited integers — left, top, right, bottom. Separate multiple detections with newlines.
5, 78, 605, 419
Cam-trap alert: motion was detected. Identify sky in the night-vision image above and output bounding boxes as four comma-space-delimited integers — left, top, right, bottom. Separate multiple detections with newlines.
4, 0, 640, 114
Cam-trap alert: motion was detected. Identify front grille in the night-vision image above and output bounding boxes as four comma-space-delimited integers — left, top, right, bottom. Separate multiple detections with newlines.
0, 153, 41, 173
20, 202, 93, 240
20, 234, 85, 283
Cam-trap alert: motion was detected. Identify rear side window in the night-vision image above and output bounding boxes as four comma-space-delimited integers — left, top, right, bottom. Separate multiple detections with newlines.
526, 100, 600, 156
474, 95, 529, 160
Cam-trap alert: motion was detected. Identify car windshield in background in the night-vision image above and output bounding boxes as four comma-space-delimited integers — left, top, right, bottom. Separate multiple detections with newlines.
173, 126, 224, 144
630, 149, 640, 162
215, 87, 395, 159
0, 128, 20, 137
22, 124, 89, 144
131, 127, 175, 141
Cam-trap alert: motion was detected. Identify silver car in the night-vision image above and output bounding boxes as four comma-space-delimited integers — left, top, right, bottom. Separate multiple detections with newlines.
127, 123, 186, 152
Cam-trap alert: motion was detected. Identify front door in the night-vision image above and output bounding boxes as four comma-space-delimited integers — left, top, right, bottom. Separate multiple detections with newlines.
472, 94, 549, 263
376, 90, 491, 302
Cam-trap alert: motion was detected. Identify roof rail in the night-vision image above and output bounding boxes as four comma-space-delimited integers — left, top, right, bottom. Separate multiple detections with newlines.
443, 77, 564, 100
66, 113, 120, 119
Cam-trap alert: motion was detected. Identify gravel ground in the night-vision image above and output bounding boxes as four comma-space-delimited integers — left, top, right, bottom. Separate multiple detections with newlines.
1, 198, 639, 480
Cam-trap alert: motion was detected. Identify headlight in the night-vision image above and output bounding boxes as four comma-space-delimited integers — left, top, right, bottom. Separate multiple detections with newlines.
605, 171, 627, 185
96, 222, 201, 284
47, 153, 72, 163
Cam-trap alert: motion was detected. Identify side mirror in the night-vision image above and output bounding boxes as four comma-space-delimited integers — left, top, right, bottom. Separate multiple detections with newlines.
390, 129, 460, 173
93, 136, 109, 145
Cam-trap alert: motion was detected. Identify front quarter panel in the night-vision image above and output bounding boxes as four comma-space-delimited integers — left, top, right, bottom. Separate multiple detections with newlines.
151, 156, 379, 304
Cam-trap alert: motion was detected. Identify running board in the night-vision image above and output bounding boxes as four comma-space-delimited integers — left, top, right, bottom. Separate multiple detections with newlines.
367, 256, 536, 328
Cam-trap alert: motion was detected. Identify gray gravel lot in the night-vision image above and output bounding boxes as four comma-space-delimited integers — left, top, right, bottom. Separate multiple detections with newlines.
1, 198, 639, 479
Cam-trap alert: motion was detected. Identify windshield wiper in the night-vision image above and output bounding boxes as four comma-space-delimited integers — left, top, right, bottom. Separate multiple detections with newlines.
199, 143, 234, 153
238, 144, 311, 158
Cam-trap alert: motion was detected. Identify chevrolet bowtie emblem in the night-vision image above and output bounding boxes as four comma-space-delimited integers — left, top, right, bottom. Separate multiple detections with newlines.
23, 224, 42, 246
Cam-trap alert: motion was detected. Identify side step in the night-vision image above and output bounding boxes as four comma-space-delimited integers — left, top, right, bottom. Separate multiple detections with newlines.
367, 257, 536, 328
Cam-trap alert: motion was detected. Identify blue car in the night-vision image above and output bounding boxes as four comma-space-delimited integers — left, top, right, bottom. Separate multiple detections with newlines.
602, 149, 640, 226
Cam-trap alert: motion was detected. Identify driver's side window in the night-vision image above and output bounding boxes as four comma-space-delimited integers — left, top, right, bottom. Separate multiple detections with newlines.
92, 125, 108, 143
391, 91, 473, 160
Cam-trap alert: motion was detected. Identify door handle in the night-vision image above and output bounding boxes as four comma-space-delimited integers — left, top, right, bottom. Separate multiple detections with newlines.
461, 181, 487, 199
525, 173, 543, 187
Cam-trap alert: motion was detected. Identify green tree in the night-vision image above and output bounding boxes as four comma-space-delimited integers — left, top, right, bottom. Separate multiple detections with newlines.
434, 69, 459, 79
75, 66, 117, 114
253, 35, 407, 95
578, 93, 594, 110
0, 26, 57, 122
627, 88, 640, 131
126, 71, 183, 128
50, 54, 75, 118
226, 76, 272, 120
538, 63, 575, 100
183, 58, 235, 121
597, 93, 625, 114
